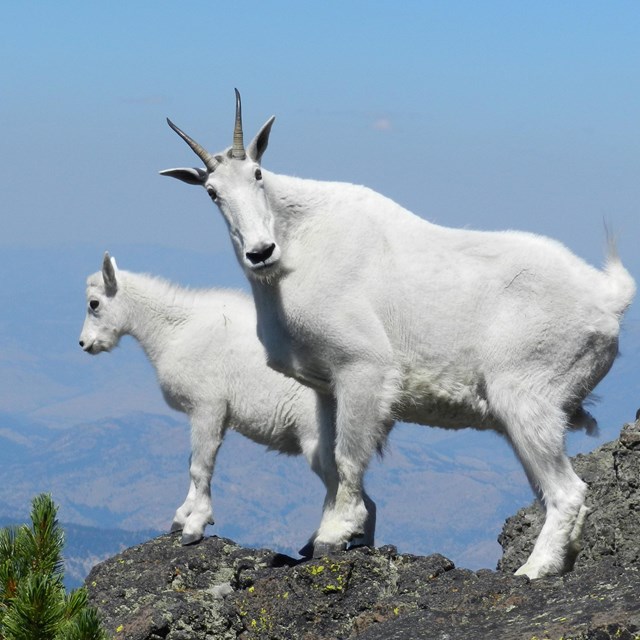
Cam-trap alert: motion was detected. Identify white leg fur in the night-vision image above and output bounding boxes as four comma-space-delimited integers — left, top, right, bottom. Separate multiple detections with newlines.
176, 407, 225, 545
493, 386, 587, 579
171, 472, 197, 532
314, 363, 397, 551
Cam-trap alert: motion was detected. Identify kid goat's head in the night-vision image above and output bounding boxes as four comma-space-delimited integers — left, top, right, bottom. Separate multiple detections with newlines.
161, 90, 280, 278
79, 252, 123, 354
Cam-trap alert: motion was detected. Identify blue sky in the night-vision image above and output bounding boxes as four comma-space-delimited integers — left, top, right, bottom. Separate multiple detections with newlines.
1, 1, 640, 563
2, 2, 638, 256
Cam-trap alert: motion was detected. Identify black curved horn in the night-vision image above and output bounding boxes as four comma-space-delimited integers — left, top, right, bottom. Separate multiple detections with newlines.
166, 118, 220, 172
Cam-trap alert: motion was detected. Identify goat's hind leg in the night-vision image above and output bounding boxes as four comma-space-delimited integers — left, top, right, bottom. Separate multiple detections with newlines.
298, 393, 339, 557
348, 490, 377, 550
495, 391, 587, 578
171, 455, 196, 533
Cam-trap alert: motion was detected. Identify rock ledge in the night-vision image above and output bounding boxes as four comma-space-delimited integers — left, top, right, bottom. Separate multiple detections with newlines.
87, 420, 640, 640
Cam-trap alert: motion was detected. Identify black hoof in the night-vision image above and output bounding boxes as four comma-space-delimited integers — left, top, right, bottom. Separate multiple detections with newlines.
299, 541, 315, 558
312, 541, 347, 558
348, 536, 373, 551
181, 532, 203, 546
170, 521, 184, 533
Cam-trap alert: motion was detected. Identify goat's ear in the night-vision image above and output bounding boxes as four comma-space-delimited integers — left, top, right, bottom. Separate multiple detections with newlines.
247, 116, 275, 164
102, 251, 118, 296
159, 167, 208, 185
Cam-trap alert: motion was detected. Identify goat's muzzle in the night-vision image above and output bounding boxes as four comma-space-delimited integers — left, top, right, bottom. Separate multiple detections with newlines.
79, 339, 96, 354
246, 243, 277, 266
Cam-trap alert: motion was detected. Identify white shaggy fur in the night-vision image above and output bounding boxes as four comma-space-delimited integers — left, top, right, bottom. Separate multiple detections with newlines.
79, 253, 376, 548
161, 93, 635, 578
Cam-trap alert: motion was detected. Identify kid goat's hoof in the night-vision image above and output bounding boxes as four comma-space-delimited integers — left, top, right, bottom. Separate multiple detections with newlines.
181, 532, 203, 546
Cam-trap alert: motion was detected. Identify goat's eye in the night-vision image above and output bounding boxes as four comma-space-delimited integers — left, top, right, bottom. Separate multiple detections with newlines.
89, 300, 99, 311
255, 169, 262, 181
207, 188, 218, 201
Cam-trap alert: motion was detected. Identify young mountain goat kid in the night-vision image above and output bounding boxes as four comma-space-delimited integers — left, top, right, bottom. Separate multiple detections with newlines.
78, 253, 376, 548
161, 91, 635, 578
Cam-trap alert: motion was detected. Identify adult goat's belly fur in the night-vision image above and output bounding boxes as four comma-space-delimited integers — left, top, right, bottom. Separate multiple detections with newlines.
395, 366, 494, 430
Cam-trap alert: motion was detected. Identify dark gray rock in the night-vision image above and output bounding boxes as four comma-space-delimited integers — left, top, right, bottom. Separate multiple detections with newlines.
86, 535, 273, 639
87, 420, 640, 639
358, 561, 640, 640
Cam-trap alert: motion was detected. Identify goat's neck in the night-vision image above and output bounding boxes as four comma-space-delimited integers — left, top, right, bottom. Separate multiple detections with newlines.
119, 273, 190, 365
264, 172, 323, 240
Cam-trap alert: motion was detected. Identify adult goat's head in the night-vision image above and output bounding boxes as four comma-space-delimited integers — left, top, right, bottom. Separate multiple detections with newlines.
161, 90, 280, 278
79, 252, 123, 354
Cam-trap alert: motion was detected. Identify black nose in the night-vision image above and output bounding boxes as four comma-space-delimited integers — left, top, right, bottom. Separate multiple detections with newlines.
79, 340, 85, 348
246, 243, 276, 265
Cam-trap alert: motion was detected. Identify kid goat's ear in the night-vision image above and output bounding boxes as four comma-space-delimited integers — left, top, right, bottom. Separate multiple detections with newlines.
102, 251, 118, 296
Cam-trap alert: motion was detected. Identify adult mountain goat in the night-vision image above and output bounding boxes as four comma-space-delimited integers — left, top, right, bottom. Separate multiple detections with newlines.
79, 253, 376, 548
161, 91, 635, 578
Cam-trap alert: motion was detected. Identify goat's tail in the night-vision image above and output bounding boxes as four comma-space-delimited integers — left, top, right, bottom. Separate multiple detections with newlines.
603, 234, 636, 318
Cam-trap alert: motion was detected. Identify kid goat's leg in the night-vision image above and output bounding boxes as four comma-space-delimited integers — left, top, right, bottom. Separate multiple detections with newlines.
172, 403, 227, 545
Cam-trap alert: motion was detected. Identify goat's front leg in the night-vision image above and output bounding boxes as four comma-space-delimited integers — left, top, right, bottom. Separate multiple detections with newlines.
171, 404, 226, 545
299, 393, 376, 556
313, 362, 396, 556
298, 392, 378, 557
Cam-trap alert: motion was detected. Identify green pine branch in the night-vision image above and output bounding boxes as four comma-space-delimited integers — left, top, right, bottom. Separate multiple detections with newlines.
0, 494, 107, 640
